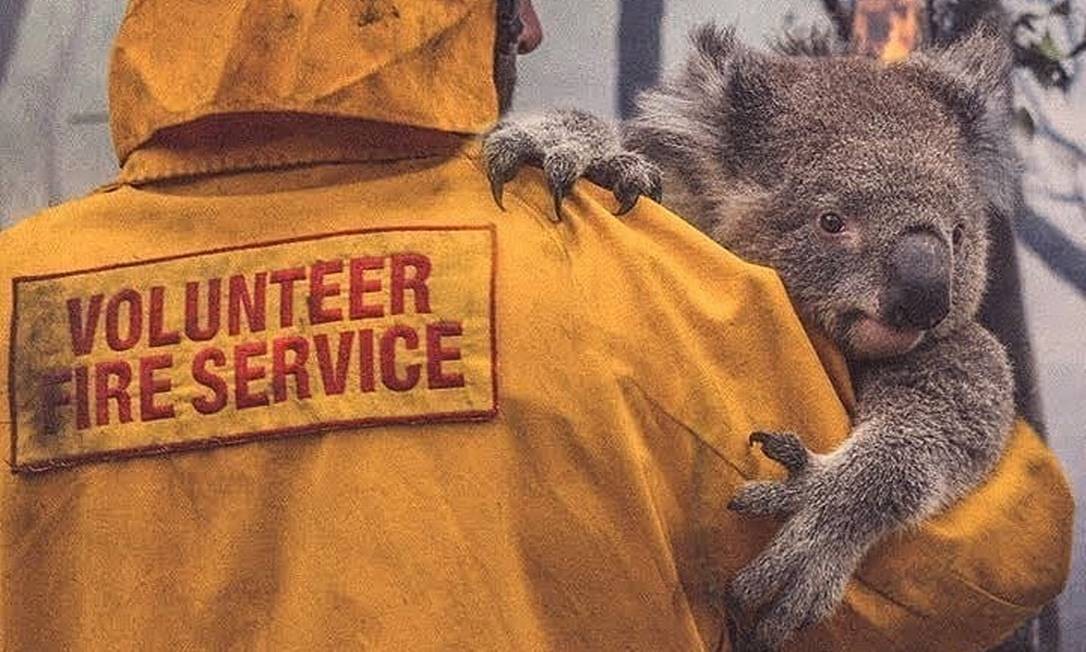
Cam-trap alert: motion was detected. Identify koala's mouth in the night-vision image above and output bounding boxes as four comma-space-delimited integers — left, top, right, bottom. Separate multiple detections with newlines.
847, 313, 925, 359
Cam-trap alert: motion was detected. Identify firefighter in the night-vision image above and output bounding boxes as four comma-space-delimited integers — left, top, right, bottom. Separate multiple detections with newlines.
0, 1, 1070, 649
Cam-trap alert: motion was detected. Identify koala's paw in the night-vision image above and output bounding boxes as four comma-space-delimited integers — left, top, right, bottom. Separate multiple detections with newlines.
482, 122, 538, 211
727, 431, 814, 517
482, 113, 662, 220
587, 151, 663, 216
725, 519, 853, 651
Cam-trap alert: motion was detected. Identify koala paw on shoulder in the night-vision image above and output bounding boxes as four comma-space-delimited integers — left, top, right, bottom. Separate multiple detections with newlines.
482, 110, 662, 219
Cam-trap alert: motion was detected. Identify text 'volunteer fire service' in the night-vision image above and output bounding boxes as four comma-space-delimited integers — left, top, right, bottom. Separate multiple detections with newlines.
9, 226, 497, 472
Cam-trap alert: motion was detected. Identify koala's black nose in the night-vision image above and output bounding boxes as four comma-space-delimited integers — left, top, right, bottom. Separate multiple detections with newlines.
885, 230, 951, 330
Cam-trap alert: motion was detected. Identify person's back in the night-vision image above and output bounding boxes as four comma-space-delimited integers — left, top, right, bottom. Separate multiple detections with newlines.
0, 1, 1071, 650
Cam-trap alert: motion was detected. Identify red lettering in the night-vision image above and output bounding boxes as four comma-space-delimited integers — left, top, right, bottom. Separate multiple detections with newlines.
148, 286, 181, 347
228, 273, 268, 336
314, 331, 354, 396
185, 279, 222, 341
272, 336, 311, 403
67, 294, 103, 356
139, 354, 175, 422
426, 321, 465, 389
105, 289, 142, 352
234, 341, 269, 409
192, 348, 228, 415
380, 325, 420, 391
390, 253, 432, 315
360, 328, 375, 392
74, 365, 90, 430
308, 260, 344, 325
270, 267, 306, 328
349, 256, 384, 319
94, 360, 133, 426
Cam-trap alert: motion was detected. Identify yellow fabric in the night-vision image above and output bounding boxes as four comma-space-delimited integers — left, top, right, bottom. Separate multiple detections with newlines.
0, 0, 1072, 649
108, 0, 499, 163
0, 149, 1072, 650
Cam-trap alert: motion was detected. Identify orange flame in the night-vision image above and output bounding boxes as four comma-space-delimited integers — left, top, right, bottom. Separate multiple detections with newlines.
851, 0, 925, 62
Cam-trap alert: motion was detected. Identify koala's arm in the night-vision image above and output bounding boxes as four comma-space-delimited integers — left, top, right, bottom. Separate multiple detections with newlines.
483, 109, 661, 218
760, 417, 1072, 652
726, 323, 1039, 649
848, 322, 1017, 509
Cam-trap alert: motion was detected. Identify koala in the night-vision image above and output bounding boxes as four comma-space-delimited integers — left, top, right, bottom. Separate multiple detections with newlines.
482, 24, 1017, 652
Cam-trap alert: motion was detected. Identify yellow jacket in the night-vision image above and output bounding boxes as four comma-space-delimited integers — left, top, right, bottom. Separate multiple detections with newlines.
0, 1, 1071, 650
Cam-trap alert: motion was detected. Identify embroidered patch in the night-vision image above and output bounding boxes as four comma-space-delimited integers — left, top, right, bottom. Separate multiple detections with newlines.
9, 226, 497, 472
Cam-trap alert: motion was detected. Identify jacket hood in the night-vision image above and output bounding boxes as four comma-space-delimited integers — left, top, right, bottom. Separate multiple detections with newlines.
109, 0, 499, 164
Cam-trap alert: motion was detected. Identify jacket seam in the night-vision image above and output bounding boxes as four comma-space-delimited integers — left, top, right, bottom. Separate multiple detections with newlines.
946, 569, 1041, 612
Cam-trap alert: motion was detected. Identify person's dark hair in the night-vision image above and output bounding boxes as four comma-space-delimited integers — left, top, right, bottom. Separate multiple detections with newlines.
493, 0, 522, 113
496, 0, 523, 54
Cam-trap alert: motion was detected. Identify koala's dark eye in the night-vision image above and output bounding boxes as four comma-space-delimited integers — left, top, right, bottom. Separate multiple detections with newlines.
818, 212, 845, 234
952, 224, 964, 248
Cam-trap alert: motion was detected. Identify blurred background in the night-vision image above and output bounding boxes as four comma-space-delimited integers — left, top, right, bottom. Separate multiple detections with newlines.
0, 0, 1083, 648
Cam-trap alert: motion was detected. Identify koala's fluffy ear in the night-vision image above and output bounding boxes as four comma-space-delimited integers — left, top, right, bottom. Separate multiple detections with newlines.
909, 29, 1019, 216
913, 28, 1012, 120
689, 22, 742, 75
687, 22, 779, 118
627, 23, 777, 174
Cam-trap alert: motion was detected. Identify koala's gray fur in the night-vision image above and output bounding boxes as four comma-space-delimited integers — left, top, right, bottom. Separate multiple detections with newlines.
483, 24, 1017, 652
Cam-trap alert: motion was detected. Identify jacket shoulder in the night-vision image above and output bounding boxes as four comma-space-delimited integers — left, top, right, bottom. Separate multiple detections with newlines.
1, 190, 127, 271
493, 159, 852, 456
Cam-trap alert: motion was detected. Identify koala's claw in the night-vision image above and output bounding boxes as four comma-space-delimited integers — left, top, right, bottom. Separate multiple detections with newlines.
490, 176, 506, 211
615, 194, 639, 217
598, 151, 664, 217
482, 122, 536, 213
730, 432, 815, 518
551, 192, 566, 222
750, 431, 810, 474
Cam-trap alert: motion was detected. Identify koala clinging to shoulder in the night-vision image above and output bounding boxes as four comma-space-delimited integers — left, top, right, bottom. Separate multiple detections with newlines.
483, 23, 1017, 651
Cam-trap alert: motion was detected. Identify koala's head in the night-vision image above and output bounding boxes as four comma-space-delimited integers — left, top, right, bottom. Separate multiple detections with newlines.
629, 25, 1017, 360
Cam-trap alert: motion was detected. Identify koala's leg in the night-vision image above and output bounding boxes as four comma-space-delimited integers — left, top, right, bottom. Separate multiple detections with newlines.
727, 322, 1014, 650
482, 109, 662, 219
